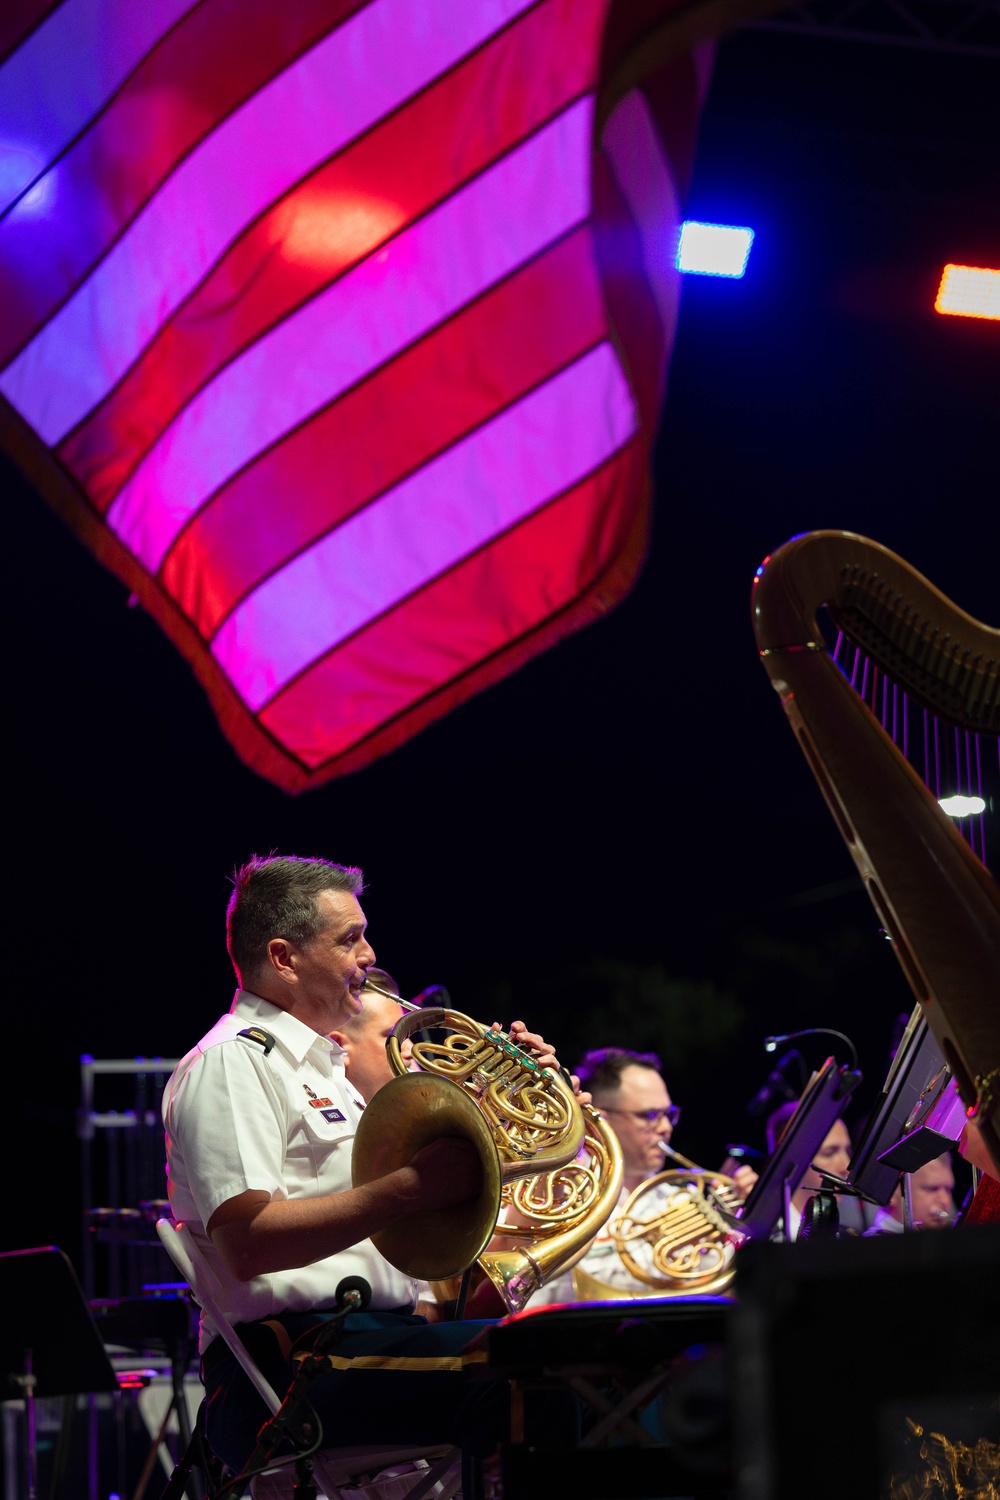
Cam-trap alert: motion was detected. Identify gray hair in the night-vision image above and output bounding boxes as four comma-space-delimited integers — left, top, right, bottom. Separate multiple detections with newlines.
226, 853, 364, 987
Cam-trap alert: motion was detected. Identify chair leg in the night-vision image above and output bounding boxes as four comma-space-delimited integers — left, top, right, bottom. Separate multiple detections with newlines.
132, 1392, 176, 1500
159, 1402, 223, 1500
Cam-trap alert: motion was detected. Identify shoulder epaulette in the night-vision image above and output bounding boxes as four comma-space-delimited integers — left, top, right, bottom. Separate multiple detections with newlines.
237, 1026, 276, 1055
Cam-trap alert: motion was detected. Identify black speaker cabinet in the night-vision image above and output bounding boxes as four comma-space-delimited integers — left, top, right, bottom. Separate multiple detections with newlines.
731, 1225, 1000, 1500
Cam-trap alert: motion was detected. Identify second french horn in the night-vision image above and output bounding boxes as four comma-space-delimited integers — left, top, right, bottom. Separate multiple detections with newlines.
572, 1141, 745, 1301
351, 986, 623, 1313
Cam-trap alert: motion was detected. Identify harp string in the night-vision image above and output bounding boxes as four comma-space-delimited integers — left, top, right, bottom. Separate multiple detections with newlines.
828, 631, 994, 873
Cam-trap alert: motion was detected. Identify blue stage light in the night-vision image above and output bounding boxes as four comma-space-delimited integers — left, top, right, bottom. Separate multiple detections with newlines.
677, 221, 754, 278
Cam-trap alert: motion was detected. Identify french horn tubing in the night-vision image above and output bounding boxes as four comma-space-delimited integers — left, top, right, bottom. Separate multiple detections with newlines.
351, 983, 623, 1312
572, 1140, 745, 1301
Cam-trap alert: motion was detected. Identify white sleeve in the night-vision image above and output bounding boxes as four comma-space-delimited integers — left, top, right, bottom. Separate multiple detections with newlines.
167, 1040, 290, 1226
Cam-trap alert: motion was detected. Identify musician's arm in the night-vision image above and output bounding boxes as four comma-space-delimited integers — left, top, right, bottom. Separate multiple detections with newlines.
208, 1136, 481, 1281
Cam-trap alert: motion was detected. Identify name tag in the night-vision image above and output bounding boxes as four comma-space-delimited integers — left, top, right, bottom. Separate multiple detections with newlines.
317, 1106, 346, 1124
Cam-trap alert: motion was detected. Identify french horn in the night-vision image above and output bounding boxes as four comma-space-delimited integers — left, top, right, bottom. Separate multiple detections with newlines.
572, 1141, 745, 1301
351, 986, 623, 1314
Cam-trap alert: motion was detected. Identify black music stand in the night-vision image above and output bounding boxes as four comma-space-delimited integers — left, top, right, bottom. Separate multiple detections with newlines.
848, 1004, 951, 1206
738, 1058, 862, 1241
0, 1246, 118, 1500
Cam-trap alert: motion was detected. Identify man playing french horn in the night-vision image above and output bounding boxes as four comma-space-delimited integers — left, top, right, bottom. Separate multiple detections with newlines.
528, 1047, 756, 1303
162, 853, 581, 1483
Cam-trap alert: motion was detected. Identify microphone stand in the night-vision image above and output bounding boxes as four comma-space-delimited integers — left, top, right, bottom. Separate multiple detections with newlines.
799, 1168, 881, 1240
211, 1285, 368, 1500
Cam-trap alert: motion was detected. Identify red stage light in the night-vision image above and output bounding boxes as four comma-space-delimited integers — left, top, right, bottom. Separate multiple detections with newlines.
934, 264, 1000, 321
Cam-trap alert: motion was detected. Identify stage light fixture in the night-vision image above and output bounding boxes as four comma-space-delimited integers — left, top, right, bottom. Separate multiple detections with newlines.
934, 264, 1000, 321
677, 221, 754, 278
938, 794, 986, 817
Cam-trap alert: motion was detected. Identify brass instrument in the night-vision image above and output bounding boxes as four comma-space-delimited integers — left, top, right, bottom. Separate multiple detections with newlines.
572, 1141, 745, 1300
351, 986, 624, 1313
752, 531, 1000, 1177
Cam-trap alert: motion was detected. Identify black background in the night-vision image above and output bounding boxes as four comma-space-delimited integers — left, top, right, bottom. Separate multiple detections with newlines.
2, 27, 997, 1262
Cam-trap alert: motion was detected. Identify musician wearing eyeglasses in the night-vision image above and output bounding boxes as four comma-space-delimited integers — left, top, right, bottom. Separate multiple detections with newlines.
527, 1047, 755, 1302
162, 854, 570, 1482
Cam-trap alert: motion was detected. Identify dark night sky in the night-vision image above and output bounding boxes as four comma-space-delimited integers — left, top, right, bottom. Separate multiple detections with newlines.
3, 26, 997, 1259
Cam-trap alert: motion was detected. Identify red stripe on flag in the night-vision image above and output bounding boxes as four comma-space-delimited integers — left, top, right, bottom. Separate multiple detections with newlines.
160, 227, 608, 639
57, 0, 605, 513
259, 441, 645, 768
0, 0, 369, 368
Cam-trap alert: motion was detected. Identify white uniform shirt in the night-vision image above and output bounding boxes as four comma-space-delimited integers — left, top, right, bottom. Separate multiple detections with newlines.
528, 1175, 742, 1305
163, 990, 418, 1349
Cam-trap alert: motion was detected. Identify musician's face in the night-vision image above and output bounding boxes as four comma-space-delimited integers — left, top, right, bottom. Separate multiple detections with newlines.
600, 1064, 675, 1181
337, 991, 404, 1104
292, 890, 376, 1028
908, 1155, 955, 1229
797, 1118, 852, 1197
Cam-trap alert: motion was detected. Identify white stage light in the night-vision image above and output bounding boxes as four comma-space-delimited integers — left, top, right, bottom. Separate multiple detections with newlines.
676, 221, 754, 278
938, 794, 986, 817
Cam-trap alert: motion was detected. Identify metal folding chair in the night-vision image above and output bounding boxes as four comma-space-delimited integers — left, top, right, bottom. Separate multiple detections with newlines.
155, 1219, 460, 1500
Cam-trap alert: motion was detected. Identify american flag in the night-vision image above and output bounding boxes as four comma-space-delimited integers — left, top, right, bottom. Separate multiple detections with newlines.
0, 0, 712, 792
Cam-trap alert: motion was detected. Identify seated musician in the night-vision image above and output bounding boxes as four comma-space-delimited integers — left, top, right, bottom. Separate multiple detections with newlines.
765, 1101, 862, 1238
163, 854, 571, 1480
529, 1046, 755, 1302
864, 1153, 956, 1234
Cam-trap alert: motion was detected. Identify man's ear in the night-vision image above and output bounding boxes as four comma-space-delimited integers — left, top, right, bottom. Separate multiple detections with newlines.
329, 1029, 349, 1051
265, 936, 298, 983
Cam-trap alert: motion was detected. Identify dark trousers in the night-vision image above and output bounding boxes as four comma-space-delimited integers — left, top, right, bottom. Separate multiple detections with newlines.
202, 1309, 575, 1485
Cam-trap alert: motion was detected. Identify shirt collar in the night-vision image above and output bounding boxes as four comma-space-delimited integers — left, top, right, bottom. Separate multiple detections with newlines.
231, 989, 341, 1067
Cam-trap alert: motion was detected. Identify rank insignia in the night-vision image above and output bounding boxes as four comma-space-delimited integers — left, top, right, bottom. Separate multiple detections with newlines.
237, 1027, 276, 1055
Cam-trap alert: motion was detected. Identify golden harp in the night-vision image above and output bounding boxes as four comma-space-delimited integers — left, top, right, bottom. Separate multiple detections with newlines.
751, 531, 1000, 1178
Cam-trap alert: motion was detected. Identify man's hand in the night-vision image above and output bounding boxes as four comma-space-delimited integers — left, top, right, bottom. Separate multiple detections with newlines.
406, 1137, 483, 1211
505, 1019, 559, 1071
489, 1021, 590, 1104
720, 1161, 758, 1200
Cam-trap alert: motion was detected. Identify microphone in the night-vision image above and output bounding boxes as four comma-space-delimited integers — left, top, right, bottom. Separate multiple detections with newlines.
334, 1275, 371, 1314
763, 1028, 858, 1069
746, 1049, 804, 1118
411, 984, 451, 1008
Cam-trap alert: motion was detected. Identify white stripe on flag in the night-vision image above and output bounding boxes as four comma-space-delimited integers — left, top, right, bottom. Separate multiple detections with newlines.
0, 0, 538, 442
0, 0, 198, 215
106, 96, 595, 572
212, 342, 638, 711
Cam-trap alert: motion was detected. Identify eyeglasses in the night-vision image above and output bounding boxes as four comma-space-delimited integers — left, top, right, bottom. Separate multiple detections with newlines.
604, 1105, 681, 1128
